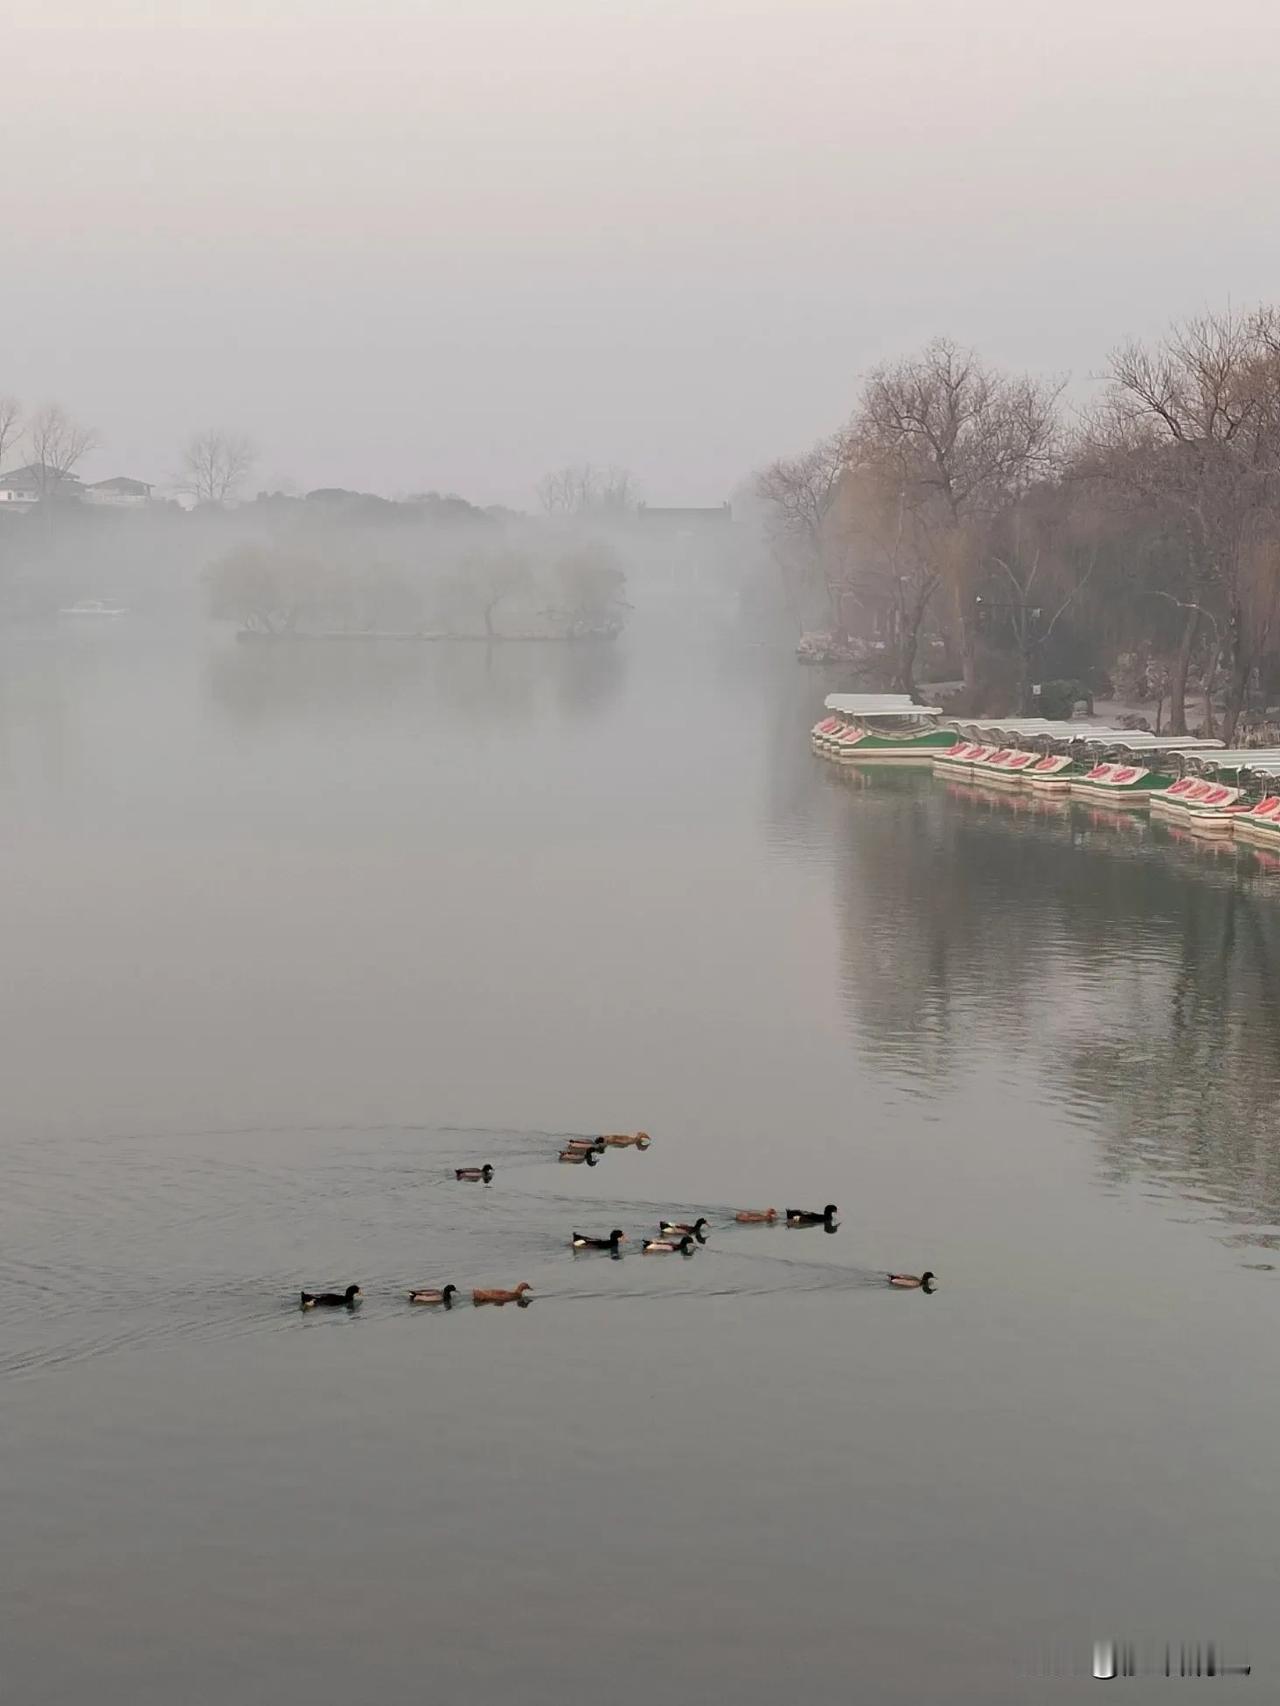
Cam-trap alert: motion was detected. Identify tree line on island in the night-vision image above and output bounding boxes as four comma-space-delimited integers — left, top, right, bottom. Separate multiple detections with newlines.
757, 307, 1280, 741
0, 397, 635, 644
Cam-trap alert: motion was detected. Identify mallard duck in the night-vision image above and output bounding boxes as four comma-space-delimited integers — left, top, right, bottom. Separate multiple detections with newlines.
734, 1208, 778, 1224
642, 1236, 694, 1254
887, 1271, 936, 1291
564, 1137, 606, 1153
408, 1284, 458, 1306
472, 1283, 533, 1306
659, 1217, 708, 1241
558, 1148, 598, 1165
602, 1131, 652, 1149
300, 1283, 362, 1309
572, 1229, 626, 1251
786, 1204, 838, 1227
455, 1164, 494, 1182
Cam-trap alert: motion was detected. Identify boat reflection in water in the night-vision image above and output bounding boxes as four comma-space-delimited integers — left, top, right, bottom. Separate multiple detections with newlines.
823, 759, 1280, 1249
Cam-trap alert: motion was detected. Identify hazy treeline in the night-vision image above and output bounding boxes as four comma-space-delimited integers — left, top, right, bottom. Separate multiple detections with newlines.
204, 508, 630, 643
0, 448, 641, 641
758, 308, 1280, 739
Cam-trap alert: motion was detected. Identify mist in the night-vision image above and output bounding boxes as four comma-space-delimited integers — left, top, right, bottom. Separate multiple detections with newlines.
8, 9, 1280, 1705
9, 0, 1280, 505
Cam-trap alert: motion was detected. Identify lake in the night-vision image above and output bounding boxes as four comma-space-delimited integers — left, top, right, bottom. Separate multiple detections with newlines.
3, 610, 1278, 1703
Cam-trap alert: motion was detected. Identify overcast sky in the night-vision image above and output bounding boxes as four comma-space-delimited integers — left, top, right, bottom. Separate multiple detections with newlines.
7, 0, 1280, 505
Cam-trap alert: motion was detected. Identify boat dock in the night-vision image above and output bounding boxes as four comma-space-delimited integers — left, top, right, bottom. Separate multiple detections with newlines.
810, 700, 1280, 849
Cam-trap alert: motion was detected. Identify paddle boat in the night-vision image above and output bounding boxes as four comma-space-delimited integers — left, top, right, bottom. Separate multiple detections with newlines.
58, 598, 128, 618
940, 720, 1112, 788
932, 740, 994, 777
1066, 735, 1224, 807
933, 720, 1083, 780
1150, 749, 1280, 835
812, 693, 925, 756
812, 694, 949, 764
1190, 757, 1280, 846
1232, 776, 1280, 847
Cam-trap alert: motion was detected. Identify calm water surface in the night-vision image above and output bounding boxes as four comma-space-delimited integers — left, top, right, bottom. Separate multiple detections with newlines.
3, 614, 1280, 1703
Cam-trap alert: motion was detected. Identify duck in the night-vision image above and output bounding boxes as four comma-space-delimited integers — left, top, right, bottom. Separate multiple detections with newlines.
642, 1236, 694, 1254
786, 1204, 838, 1227
472, 1283, 533, 1306
734, 1208, 778, 1224
455, 1164, 494, 1182
601, 1131, 652, 1149
572, 1229, 626, 1251
300, 1283, 362, 1309
659, 1217, 709, 1241
564, 1136, 606, 1153
558, 1148, 598, 1165
887, 1271, 936, 1291
408, 1284, 458, 1306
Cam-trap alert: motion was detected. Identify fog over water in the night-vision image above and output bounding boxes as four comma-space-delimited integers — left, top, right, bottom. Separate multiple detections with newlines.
9, 0, 1280, 501
4, 606, 1280, 1702
8, 3, 1280, 1697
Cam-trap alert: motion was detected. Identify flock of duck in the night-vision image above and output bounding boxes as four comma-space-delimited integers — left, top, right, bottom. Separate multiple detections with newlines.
298, 1132, 937, 1311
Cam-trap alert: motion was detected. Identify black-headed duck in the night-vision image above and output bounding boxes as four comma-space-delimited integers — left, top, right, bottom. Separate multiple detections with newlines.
300, 1283, 362, 1309
558, 1148, 598, 1165
408, 1284, 458, 1306
786, 1204, 838, 1227
472, 1283, 532, 1306
659, 1217, 708, 1241
888, 1271, 936, 1291
455, 1164, 494, 1182
642, 1236, 694, 1254
572, 1229, 626, 1251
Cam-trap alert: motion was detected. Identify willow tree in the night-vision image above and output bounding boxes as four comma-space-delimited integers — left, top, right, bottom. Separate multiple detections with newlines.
857, 339, 1061, 704
821, 455, 939, 691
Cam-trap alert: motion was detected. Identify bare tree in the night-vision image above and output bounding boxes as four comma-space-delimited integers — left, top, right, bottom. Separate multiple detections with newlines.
984, 483, 1098, 712
859, 339, 1061, 702
594, 465, 640, 517
1087, 310, 1280, 738
0, 395, 21, 471
181, 429, 256, 507
26, 404, 96, 496
756, 431, 854, 636
537, 463, 640, 519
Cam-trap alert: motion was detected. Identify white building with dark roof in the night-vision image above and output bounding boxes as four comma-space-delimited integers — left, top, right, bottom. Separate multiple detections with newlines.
0, 464, 86, 505
83, 476, 153, 507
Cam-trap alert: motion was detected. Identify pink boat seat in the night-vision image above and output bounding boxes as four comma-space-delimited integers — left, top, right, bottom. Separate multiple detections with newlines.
1110, 766, 1140, 784
1004, 752, 1034, 770
1083, 764, 1114, 781
1164, 778, 1198, 798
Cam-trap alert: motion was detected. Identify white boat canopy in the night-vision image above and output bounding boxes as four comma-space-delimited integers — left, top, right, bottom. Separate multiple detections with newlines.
823, 694, 942, 717
950, 719, 1109, 740
1079, 734, 1224, 752
1182, 747, 1280, 773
